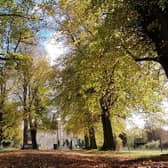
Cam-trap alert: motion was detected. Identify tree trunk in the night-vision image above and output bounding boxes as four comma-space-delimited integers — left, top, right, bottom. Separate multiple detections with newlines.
100, 98, 116, 150
159, 56, 168, 78
0, 68, 5, 146
101, 109, 116, 150
30, 128, 38, 149
29, 118, 38, 149
22, 82, 28, 148
89, 127, 97, 149
84, 133, 90, 149
22, 118, 28, 148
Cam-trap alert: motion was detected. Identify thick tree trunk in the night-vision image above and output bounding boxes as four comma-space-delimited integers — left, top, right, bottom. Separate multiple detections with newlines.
101, 109, 116, 150
100, 98, 116, 150
30, 127, 38, 149
89, 127, 97, 149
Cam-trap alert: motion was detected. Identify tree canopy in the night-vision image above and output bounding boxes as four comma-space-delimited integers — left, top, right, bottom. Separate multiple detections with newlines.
0, 0, 168, 151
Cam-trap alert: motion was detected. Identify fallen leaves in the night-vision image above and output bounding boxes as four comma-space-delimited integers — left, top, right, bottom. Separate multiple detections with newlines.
0, 150, 168, 168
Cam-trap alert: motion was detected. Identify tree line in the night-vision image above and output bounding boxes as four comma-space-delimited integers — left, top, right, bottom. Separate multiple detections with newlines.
1, 0, 168, 151
0, 0, 57, 149
53, 0, 168, 150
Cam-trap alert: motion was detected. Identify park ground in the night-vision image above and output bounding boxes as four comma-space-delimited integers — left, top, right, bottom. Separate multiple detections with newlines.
1, 150, 168, 167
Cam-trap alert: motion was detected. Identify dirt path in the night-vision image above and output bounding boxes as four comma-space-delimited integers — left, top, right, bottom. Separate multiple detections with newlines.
0, 150, 168, 168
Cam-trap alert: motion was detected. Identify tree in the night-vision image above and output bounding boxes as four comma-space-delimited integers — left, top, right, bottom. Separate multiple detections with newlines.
126, 0, 168, 78
0, 0, 57, 149
89, 0, 168, 79
55, 0, 166, 151
2, 101, 22, 147
54, 57, 99, 149
0, 61, 18, 145
14, 57, 53, 149
0, 0, 46, 145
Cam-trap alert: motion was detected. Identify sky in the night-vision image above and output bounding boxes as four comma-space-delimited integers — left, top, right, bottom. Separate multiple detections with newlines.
42, 31, 69, 65
44, 34, 65, 65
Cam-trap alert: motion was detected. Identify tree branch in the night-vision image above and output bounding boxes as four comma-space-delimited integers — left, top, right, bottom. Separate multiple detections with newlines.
135, 57, 159, 62
0, 53, 20, 61
14, 32, 22, 52
0, 13, 31, 19
121, 43, 160, 63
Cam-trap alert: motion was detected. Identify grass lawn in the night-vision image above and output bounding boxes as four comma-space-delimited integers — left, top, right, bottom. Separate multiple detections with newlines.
1, 148, 168, 158
69, 149, 168, 159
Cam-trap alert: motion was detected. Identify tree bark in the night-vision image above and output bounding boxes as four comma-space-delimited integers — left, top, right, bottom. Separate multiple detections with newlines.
23, 118, 28, 148
22, 82, 29, 148
101, 109, 116, 150
100, 98, 116, 150
30, 128, 38, 149
29, 118, 38, 149
158, 54, 168, 78
84, 132, 90, 149
0, 68, 5, 145
89, 127, 97, 149
29, 89, 39, 150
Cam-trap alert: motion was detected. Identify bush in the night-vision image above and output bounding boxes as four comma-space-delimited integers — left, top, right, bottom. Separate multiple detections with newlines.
145, 140, 159, 149
1, 140, 13, 148
161, 141, 168, 149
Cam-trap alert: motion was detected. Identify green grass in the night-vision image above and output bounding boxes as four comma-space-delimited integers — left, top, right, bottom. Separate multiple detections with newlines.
0, 148, 167, 160
106, 150, 168, 158
73, 149, 168, 159
0, 147, 18, 152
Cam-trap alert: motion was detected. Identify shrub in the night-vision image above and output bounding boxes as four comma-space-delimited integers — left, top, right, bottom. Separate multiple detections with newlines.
1, 140, 12, 148
161, 141, 168, 149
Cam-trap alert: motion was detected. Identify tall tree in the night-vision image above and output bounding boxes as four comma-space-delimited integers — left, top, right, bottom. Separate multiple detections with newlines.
15, 57, 53, 149
55, 0, 165, 150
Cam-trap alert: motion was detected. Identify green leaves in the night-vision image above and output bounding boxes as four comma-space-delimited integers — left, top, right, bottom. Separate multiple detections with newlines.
158, 0, 168, 10
2, 101, 22, 145
54, 0, 166, 142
